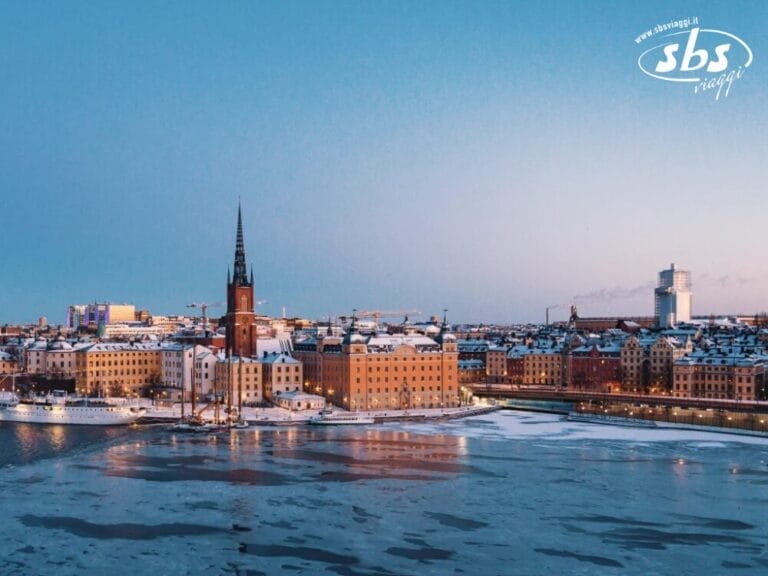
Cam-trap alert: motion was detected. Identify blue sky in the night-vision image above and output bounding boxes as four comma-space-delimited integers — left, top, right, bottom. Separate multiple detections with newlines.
1, 1, 766, 324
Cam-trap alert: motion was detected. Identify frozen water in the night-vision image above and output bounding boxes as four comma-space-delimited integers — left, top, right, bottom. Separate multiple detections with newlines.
0, 411, 766, 575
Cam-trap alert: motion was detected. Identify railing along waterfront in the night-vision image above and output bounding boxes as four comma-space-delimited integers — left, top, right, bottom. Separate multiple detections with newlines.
571, 402, 768, 435
472, 384, 768, 435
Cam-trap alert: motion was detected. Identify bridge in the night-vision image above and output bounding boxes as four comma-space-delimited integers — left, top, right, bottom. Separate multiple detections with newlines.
469, 384, 768, 414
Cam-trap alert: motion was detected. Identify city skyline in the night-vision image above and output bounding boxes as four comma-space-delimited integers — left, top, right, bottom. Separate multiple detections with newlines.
2, 1, 767, 324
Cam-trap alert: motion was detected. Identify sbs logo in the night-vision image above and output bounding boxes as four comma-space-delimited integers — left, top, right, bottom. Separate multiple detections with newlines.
637, 27, 752, 100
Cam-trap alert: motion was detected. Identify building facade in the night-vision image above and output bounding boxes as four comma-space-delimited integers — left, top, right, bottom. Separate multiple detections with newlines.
620, 335, 647, 392
67, 303, 136, 330
485, 346, 508, 384
570, 344, 622, 392
649, 336, 691, 392
673, 355, 766, 401
522, 346, 563, 387
214, 355, 263, 405
262, 352, 303, 400
655, 263, 692, 328
75, 342, 162, 396
294, 324, 459, 411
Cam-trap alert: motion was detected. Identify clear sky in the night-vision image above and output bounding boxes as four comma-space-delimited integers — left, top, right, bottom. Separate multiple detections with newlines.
1, 1, 766, 325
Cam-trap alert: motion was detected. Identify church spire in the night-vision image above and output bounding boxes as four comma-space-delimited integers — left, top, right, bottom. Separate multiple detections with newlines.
232, 202, 250, 286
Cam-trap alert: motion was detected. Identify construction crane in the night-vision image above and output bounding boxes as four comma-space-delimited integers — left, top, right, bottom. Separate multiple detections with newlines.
187, 302, 223, 334
337, 309, 422, 325
357, 309, 422, 323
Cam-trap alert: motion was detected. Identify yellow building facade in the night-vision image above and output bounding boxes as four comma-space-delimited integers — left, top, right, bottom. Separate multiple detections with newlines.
75, 342, 162, 396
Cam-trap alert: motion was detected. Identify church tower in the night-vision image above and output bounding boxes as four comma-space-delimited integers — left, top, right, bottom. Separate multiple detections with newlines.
225, 203, 257, 358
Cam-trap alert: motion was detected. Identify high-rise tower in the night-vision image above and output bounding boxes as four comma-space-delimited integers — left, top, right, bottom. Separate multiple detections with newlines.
654, 263, 692, 328
224, 203, 257, 357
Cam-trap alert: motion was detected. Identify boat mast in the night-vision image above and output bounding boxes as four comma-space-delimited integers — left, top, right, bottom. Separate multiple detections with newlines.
238, 349, 243, 422
180, 353, 185, 421
227, 352, 233, 423
190, 353, 197, 418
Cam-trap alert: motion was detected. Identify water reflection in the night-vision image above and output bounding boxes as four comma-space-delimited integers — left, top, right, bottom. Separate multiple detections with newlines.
87, 427, 473, 486
0, 423, 129, 467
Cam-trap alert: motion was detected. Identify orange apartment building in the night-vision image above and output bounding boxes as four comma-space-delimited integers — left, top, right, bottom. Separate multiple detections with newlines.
293, 326, 459, 411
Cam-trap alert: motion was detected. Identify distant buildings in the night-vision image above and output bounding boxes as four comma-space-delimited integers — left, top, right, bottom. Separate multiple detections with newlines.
655, 263, 692, 328
67, 303, 137, 330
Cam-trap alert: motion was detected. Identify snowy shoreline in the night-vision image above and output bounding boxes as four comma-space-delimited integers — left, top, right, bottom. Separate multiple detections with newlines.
135, 400, 500, 426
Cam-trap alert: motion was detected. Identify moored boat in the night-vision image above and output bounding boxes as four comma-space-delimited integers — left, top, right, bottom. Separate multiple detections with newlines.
0, 391, 145, 426
309, 409, 375, 426
170, 418, 227, 433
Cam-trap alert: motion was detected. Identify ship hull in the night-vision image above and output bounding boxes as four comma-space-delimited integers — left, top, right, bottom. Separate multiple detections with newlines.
0, 404, 145, 426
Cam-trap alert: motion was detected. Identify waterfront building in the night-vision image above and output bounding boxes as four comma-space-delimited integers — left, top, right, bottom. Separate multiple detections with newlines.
649, 336, 691, 392
75, 342, 162, 396
194, 348, 217, 397
262, 352, 303, 401
655, 263, 692, 328
570, 343, 622, 392
214, 355, 263, 405
485, 345, 508, 384
223, 204, 258, 358
293, 318, 459, 411
620, 335, 647, 392
24, 337, 50, 375
273, 390, 326, 411
673, 351, 766, 401
0, 352, 20, 390
505, 346, 526, 386
522, 345, 563, 387
24, 335, 88, 380
159, 343, 195, 402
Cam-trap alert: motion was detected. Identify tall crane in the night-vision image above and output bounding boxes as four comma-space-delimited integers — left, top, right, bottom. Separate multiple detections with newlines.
337, 309, 422, 326
356, 309, 422, 323
187, 302, 223, 334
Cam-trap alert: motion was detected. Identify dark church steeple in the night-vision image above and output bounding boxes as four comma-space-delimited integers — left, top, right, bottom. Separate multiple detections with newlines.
232, 202, 251, 287
225, 202, 257, 357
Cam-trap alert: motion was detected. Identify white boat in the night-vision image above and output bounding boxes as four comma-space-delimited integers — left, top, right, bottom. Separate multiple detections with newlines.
0, 391, 146, 426
566, 411, 658, 428
309, 409, 375, 426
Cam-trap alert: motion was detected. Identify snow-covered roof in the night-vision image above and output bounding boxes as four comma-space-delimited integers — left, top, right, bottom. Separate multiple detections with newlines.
81, 342, 163, 353
261, 352, 300, 365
